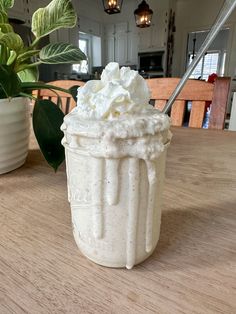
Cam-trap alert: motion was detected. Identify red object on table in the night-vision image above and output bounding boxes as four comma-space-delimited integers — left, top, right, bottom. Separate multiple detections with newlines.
206, 73, 218, 110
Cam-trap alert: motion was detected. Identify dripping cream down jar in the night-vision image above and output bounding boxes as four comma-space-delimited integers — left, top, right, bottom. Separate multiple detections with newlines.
61, 63, 171, 269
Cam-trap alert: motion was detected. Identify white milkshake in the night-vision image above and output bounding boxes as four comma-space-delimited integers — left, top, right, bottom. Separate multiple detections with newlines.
61, 63, 171, 269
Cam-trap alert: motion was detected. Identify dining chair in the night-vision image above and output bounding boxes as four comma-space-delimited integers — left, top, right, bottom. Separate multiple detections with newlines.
146, 77, 231, 129
35, 80, 85, 114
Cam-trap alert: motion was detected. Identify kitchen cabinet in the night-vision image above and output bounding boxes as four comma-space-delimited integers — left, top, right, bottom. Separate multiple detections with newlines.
104, 22, 138, 66
127, 30, 138, 65
79, 16, 101, 37
104, 24, 115, 62
115, 22, 128, 65
138, 0, 169, 52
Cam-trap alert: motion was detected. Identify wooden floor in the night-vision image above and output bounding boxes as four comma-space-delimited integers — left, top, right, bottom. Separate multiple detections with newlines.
0, 127, 236, 314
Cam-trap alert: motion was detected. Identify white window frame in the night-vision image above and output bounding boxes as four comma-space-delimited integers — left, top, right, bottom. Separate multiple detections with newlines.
188, 50, 225, 80
72, 33, 91, 74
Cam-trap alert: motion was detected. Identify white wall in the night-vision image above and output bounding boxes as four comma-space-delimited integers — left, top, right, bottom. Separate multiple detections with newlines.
172, 0, 236, 79
92, 36, 102, 66
76, 0, 103, 22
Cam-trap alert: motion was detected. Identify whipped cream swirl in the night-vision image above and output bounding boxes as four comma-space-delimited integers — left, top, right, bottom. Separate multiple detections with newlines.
62, 62, 171, 160
75, 62, 151, 120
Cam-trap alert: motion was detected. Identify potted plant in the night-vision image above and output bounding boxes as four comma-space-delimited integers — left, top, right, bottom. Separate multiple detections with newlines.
0, 0, 86, 174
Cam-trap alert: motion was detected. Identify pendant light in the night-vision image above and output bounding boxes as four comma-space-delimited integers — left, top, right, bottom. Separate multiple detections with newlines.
192, 33, 197, 60
134, 0, 153, 28
102, 0, 123, 15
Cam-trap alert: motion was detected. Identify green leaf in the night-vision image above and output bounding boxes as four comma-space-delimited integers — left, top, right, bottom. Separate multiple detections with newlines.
32, 0, 77, 39
0, 10, 8, 23
39, 43, 86, 64
6, 50, 16, 65
0, 0, 14, 10
21, 81, 72, 94
0, 23, 13, 33
0, 31, 24, 51
32, 99, 65, 171
0, 64, 21, 97
0, 86, 7, 98
17, 49, 40, 63
17, 66, 39, 82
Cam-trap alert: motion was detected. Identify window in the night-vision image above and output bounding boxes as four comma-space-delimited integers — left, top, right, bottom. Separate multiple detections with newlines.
72, 38, 89, 74
72, 32, 102, 74
188, 52, 220, 80
79, 39, 88, 55
186, 29, 229, 80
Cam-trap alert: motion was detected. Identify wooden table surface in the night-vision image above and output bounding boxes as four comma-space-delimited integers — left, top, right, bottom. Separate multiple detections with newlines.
0, 127, 236, 314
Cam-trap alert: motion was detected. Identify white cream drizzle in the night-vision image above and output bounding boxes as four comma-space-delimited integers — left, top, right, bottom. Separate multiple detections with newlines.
126, 158, 140, 269
92, 158, 104, 239
145, 160, 157, 253
65, 152, 71, 203
105, 159, 120, 205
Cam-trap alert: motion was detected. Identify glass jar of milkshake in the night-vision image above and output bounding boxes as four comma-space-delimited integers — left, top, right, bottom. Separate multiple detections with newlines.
61, 63, 171, 269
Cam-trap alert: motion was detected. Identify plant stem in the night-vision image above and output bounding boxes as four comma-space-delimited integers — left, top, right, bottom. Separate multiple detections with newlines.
21, 82, 72, 94
0, 44, 7, 64
25, 62, 42, 69
30, 37, 41, 49
17, 61, 41, 72
7, 51, 17, 66
0, 44, 3, 64
19, 92, 36, 100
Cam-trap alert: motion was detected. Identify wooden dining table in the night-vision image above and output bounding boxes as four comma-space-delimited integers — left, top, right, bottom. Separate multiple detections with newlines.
0, 127, 236, 314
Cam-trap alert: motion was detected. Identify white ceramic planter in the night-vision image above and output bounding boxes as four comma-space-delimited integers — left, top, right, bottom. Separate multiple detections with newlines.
0, 97, 30, 174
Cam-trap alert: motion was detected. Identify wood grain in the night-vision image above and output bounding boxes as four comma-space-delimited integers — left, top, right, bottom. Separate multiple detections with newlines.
0, 128, 236, 314
189, 101, 206, 128
146, 78, 214, 101
171, 100, 185, 126
209, 77, 231, 129
36, 80, 85, 114
146, 77, 230, 129
154, 99, 166, 111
